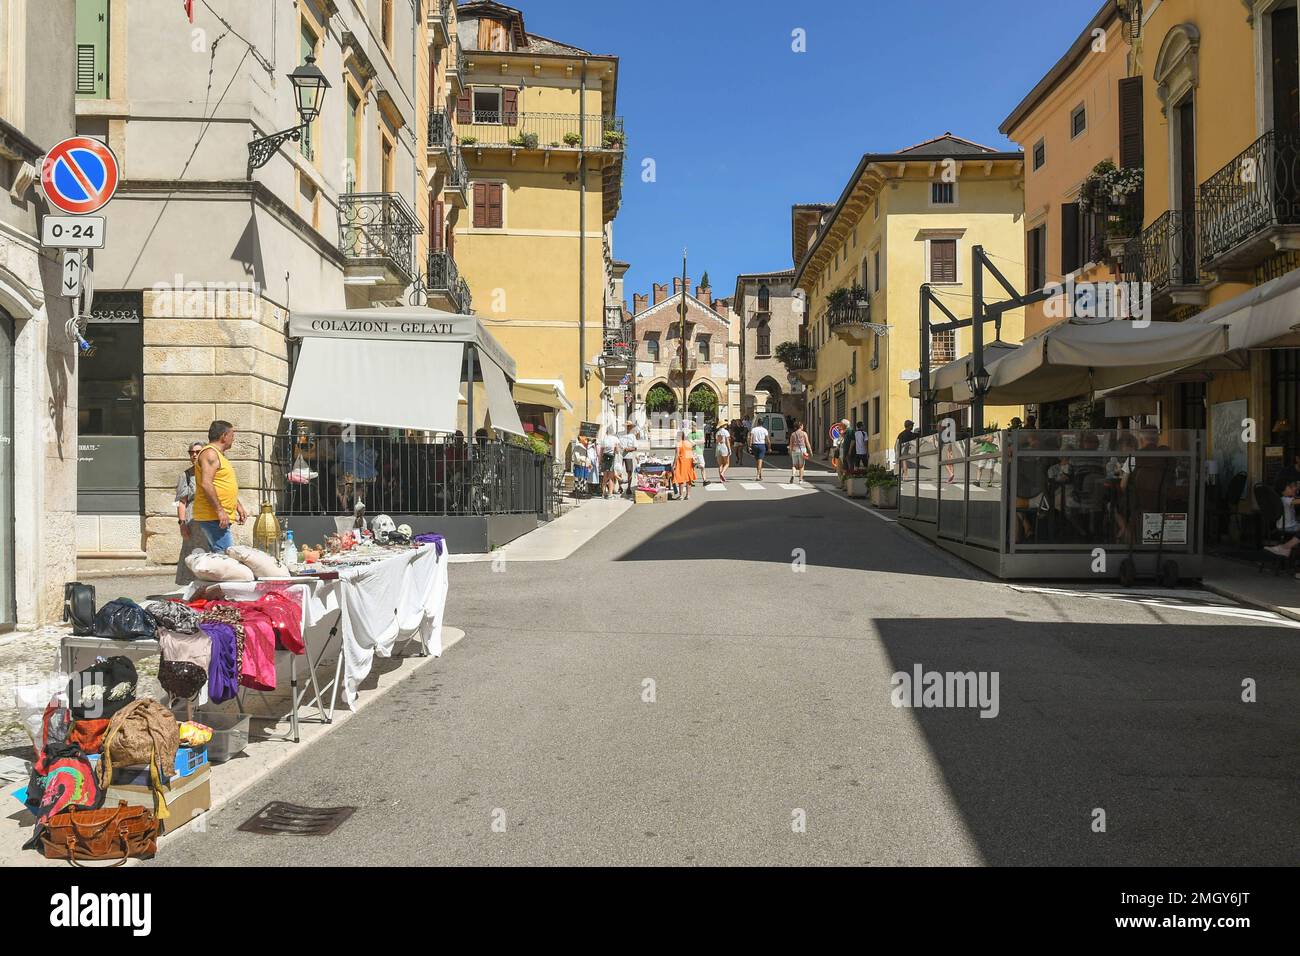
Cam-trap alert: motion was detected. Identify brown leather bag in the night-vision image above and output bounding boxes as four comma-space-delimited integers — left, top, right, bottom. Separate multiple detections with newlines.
40, 800, 157, 865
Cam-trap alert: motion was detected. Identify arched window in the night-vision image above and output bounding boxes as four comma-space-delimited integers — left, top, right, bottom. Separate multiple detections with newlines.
646, 337, 659, 362
757, 284, 770, 311
756, 318, 771, 356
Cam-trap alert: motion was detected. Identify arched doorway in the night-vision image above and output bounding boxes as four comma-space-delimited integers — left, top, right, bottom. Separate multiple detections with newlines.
688, 381, 719, 423
754, 375, 783, 414
644, 381, 677, 414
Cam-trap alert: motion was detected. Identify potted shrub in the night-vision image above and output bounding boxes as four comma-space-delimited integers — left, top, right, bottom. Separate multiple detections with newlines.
844, 466, 870, 498
563, 131, 581, 147
869, 475, 900, 509
509, 132, 539, 149
602, 129, 625, 148
460, 135, 478, 146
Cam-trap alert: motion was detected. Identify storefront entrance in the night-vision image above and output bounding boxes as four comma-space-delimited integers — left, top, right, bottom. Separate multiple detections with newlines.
0, 308, 14, 631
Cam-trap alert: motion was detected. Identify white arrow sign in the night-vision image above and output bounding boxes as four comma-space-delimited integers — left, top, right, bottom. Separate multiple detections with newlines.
61, 250, 82, 298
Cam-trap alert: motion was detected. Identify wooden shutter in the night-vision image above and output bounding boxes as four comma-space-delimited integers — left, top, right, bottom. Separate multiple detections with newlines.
455, 89, 472, 124
486, 183, 503, 228
1118, 76, 1144, 169
502, 87, 519, 126
1061, 203, 1081, 274
433, 200, 445, 252
75, 0, 109, 99
930, 239, 956, 283
472, 183, 488, 228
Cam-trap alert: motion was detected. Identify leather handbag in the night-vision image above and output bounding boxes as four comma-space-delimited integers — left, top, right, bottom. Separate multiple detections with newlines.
40, 800, 158, 865
63, 582, 96, 636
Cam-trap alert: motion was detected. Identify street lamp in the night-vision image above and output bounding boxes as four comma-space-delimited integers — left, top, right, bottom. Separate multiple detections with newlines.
966, 366, 991, 399
247, 55, 332, 175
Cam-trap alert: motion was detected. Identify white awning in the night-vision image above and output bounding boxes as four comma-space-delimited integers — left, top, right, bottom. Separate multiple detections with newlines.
284, 336, 464, 433
1194, 266, 1300, 351
513, 378, 573, 412
909, 340, 1020, 401
480, 349, 526, 437
953, 319, 1231, 404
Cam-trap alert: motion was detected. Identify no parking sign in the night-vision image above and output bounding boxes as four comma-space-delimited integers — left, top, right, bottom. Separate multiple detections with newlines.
41, 137, 120, 215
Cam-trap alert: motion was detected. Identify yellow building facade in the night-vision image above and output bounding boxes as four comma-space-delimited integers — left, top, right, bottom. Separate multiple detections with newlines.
795, 135, 1028, 465
449, 1, 624, 445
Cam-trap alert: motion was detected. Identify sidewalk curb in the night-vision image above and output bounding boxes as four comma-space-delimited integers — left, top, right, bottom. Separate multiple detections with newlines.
1200, 582, 1300, 624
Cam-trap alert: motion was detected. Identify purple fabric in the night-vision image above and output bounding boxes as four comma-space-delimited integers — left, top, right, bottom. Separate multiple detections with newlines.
201, 621, 239, 704
412, 534, 445, 556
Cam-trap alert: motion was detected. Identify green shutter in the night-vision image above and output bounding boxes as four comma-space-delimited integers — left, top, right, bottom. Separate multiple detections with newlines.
75, 0, 109, 99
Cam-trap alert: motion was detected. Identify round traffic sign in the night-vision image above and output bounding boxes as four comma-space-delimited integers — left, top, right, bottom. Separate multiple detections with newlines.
41, 137, 120, 215
829, 422, 846, 444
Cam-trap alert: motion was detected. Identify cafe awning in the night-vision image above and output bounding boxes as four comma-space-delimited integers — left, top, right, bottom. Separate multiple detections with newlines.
283, 305, 523, 435
909, 340, 1020, 401
952, 319, 1231, 405
513, 378, 573, 413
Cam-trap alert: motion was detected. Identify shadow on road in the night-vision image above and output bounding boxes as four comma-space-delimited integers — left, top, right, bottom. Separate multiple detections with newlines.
874, 616, 1300, 865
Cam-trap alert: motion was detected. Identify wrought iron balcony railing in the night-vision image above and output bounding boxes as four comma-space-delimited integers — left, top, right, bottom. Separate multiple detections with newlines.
602, 321, 635, 363
337, 192, 422, 281
1199, 127, 1300, 266
1120, 207, 1204, 297
782, 345, 815, 371
449, 37, 465, 90
1086, 192, 1144, 263
453, 112, 626, 151
428, 108, 454, 152
827, 294, 871, 329
427, 250, 472, 314
447, 146, 469, 192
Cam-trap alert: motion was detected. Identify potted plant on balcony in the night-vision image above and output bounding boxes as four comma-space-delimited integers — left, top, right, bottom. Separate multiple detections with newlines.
602, 128, 625, 149
774, 341, 804, 372
563, 131, 581, 147
1080, 159, 1144, 260
509, 132, 539, 149
460, 135, 478, 145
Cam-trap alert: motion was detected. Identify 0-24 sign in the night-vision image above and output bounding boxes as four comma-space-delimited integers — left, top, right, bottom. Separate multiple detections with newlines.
41, 215, 106, 249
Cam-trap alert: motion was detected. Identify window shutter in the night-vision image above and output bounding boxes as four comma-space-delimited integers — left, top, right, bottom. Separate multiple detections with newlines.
472, 183, 488, 228
931, 239, 956, 283
1118, 76, 1144, 169
502, 87, 519, 126
75, 0, 109, 99
1061, 203, 1081, 274
487, 183, 503, 228
456, 89, 473, 124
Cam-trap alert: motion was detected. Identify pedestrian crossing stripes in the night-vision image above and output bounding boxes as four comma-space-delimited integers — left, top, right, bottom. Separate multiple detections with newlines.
740, 482, 765, 490
705, 483, 727, 491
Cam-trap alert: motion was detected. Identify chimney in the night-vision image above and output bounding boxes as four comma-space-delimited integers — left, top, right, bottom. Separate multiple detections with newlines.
699, 286, 712, 308
633, 293, 648, 313
652, 283, 667, 304
714, 296, 728, 314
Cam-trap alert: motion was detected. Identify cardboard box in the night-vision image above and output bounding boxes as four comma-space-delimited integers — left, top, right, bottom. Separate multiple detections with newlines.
105, 764, 211, 834
87, 744, 209, 787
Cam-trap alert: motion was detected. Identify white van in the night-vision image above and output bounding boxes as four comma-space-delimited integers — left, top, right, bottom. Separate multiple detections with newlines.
754, 412, 789, 453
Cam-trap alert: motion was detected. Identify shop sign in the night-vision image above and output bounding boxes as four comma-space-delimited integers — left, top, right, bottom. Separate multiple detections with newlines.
579, 422, 600, 439
1141, 512, 1187, 545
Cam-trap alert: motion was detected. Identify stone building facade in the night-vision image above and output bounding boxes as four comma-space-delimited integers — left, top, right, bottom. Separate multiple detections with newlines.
732, 269, 803, 421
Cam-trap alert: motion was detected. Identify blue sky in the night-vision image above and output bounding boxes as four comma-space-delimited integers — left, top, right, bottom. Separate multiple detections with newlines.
514, 0, 1103, 302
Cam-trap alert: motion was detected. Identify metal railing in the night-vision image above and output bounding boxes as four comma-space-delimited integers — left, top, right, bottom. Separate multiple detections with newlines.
428, 0, 450, 41
449, 36, 465, 89
1086, 192, 1144, 262
427, 250, 472, 314
337, 192, 422, 281
454, 112, 626, 150
447, 147, 469, 192
827, 296, 871, 330
428, 108, 453, 152
1200, 128, 1300, 264
602, 321, 634, 362
276, 434, 554, 520
1120, 207, 1203, 295
783, 345, 815, 371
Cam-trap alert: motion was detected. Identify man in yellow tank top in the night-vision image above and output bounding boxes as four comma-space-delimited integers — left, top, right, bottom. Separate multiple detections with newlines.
193, 420, 247, 552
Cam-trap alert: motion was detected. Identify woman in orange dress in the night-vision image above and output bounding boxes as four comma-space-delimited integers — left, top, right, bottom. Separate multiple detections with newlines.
673, 431, 697, 500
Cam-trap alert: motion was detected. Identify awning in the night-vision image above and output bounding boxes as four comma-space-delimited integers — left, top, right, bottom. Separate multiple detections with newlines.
909, 340, 1020, 401
479, 349, 526, 436
953, 319, 1231, 405
513, 378, 573, 412
284, 336, 464, 432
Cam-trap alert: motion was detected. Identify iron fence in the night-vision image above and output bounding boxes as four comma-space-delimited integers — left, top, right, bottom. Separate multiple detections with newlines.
447, 147, 469, 192
1200, 128, 1300, 264
827, 298, 871, 330
428, 108, 454, 151
783, 345, 815, 371
1120, 207, 1204, 295
427, 250, 472, 314
337, 192, 422, 281
455, 112, 626, 150
602, 320, 634, 362
276, 433, 554, 520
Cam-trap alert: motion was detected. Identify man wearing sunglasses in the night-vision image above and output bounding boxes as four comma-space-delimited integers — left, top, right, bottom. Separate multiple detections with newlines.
174, 442, 204, 584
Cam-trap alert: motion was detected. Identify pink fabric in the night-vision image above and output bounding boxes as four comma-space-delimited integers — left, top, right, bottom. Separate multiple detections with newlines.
231, 607, 277, 692
255, 591, 305, 654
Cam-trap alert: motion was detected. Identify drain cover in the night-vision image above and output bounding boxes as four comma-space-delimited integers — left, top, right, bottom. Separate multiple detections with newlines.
238, 801, 356, 836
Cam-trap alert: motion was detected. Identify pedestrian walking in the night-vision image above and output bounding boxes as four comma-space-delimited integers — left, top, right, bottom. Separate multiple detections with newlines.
689, 420, 706, 485
895, 419, 918, 477
714, 421, 732, 483
673, 430, 697, 500
598, 429, 619, 498
853, 421, 869, 469
174, 441, 204, 583
620, 419, 640, 499
194, 420, 247, 552
788, 421, 811, 484
749, 420, 770, 481
732, 419, 746, 466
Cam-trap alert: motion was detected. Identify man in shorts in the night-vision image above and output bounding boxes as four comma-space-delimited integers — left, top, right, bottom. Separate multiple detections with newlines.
749, 420, 770, 481
689, 419, 707, 485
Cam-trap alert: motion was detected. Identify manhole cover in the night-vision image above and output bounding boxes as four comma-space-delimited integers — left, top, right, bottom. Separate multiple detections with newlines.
238, 801, 356, 836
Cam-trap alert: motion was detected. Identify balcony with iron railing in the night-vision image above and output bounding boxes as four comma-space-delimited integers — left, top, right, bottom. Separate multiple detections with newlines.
427, 249, 472, 315
449, 37, 465, 92
454, 112, 626, 152
428, 0, 451, 46
1199, 127, 1300, 272
1120, 207, 1208, 314
337, 192, 422, 286
602, 321, 635, 365
428, 108, 454, 155
783, 344, 817, 385
443, 147, 469, 207
1088, 192, 1145, 264
827, 287, 874, 343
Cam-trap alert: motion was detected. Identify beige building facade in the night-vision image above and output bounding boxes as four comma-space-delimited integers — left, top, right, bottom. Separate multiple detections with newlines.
732, 269, 803, 421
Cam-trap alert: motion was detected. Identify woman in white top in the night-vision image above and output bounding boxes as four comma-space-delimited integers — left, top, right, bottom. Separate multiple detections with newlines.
788, 421, 811, 484
714, 424, 732, 483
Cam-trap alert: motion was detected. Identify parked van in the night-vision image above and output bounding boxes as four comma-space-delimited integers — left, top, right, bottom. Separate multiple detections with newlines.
753, 412, 789, 453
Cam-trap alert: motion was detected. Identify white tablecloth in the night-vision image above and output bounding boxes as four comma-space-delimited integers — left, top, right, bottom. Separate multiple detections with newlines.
184, 543, 449, 708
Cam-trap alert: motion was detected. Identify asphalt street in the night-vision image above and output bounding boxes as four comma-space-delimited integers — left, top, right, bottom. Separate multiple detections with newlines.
156, 458, 1300, 866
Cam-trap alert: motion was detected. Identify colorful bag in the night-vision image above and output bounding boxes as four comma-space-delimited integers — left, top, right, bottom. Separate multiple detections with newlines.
22, 744, 102, 851
99, 699, 179, 821
66, 719, 111, 754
